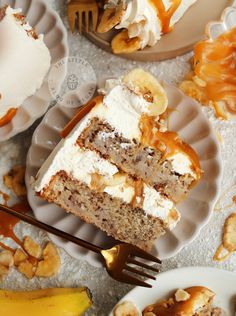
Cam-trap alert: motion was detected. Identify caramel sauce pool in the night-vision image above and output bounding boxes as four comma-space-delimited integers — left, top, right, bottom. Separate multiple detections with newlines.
194, 27, 236, 118
0, 192, 31, 251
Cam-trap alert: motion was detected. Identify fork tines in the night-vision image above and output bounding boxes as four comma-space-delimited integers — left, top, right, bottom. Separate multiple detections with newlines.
67, 1, 99, 34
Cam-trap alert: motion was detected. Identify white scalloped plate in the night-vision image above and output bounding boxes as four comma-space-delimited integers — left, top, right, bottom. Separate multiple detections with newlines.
109, 267, 236, 315
25, 83, 222, 267
0, 0, 68, 141
206, 1, 236, 40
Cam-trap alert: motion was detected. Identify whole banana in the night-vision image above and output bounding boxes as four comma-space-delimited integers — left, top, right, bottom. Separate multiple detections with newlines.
0, 287, 92, 316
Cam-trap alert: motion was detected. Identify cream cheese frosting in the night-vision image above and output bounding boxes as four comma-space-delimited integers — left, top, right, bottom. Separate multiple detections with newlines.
111, 0, 197, 49
0, 6, 51, 118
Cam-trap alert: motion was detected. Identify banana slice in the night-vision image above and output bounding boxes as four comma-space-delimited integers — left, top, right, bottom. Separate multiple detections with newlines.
123, 68, 168, 116
111, 29, 142, 54
97, 5, 125, 33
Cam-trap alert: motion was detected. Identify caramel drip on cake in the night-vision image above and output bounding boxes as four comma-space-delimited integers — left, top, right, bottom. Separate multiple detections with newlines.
140, 115, 202, 181
150, 0, 181, 33
0, 108, 17, 127
194, 27, 236, 119
61, 96, 103, 138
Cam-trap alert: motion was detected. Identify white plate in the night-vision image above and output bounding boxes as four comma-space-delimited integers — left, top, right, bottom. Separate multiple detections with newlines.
109, 267, 236, 315
25, 83, 222, 268
0, 0, 68, 141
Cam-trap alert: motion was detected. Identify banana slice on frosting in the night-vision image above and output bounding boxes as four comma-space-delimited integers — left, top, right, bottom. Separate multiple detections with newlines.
97, 4, 125, 33
111, 29, 142, 54
122, 68, 168, 116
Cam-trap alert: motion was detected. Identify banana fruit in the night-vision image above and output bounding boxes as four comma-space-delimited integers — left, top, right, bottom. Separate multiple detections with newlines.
97, 5, 125, 33
123, 68, 168, 116
111, 30, 142, 54
0, 287, 92, 316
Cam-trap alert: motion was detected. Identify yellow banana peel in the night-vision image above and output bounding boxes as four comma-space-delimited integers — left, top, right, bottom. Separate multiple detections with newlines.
0, 287, 92, 316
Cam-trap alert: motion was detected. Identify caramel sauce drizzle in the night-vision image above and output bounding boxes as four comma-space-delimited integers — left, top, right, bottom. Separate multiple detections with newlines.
150, 0, 181, 33
140, 115, 202, 182
0, 108, 17, 127
193, 27, 236, 119
61, 96, 103, 138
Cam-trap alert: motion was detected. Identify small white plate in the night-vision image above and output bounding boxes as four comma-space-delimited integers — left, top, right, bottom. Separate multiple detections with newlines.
25, 83, 222, 268
0, 0, 68, 141
109, 267, 236, 315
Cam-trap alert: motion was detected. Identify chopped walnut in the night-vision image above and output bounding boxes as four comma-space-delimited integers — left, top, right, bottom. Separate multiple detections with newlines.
175, 289, 190, 302
0, 250, 14, 267
23, 236, 42, 259
3, 165, 26, 197
113, 301, 140, 316
18, 260, 35, 279
35, 243, 61, 277
14, 249, 28, 266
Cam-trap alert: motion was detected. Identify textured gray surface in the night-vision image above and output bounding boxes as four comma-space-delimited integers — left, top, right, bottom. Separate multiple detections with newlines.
0, 1, 236, 315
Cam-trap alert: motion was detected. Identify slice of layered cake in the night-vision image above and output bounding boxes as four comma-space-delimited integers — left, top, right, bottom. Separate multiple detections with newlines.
34, 69, 202, 250
0, 5, 51, 126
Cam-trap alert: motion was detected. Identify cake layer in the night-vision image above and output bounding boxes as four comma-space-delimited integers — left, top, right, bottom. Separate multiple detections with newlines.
41, 171, 169, 250
78, 117, 194, 203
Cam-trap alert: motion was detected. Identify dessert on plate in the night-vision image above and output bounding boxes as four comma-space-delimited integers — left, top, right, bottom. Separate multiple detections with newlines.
180, 26, 236, 120
0, 5, 51, 127
113, 287, 226, 315
34, 69, 202, 250
97, 0, 198, 53
142, 286, 227, 316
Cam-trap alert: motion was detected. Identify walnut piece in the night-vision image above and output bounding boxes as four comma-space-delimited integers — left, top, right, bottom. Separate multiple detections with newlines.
113, 301, 140, 316
3, 165, 26, 197
175, 289, 191, 302
18, 260, 35, 279
23, 236, 42, 259
14, 249, 28, 266
0, 250, 14, 267
35, 243, 61, 277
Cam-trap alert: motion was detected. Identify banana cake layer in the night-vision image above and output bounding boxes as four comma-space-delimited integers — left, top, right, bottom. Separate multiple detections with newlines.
34, 69, 202, 249
77, 116, 195, 203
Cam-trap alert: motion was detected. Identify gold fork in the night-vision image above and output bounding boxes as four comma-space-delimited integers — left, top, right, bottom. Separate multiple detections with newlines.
0, 204, 161, 287
67, 0, 99, 34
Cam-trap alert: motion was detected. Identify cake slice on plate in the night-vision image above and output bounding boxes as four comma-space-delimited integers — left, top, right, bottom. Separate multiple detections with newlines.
0, 5, 51, 126
97, 0, 198, 53
34, 69, 202, 250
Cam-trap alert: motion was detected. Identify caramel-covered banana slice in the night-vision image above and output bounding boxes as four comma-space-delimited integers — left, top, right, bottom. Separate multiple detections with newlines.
111, 29, 142, 54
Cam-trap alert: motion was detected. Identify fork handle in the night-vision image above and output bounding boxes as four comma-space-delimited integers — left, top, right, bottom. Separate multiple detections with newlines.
0, 204, 102, 254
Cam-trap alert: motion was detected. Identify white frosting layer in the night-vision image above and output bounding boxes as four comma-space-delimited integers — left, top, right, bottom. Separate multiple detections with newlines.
0, 6, 51, 118
116, 0, 161, 49
168, 152, 195, 177
114, 0, 197, 49
93, 81, 151, 140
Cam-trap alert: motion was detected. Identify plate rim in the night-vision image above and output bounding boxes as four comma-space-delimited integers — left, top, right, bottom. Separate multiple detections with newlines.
25, 82, 222, 266
108, 266, 236, 315
0, 0, 69, 141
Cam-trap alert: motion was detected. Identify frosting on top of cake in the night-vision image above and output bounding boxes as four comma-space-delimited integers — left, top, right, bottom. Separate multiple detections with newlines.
0, 6, 51, 118
111, 0, 197, 48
